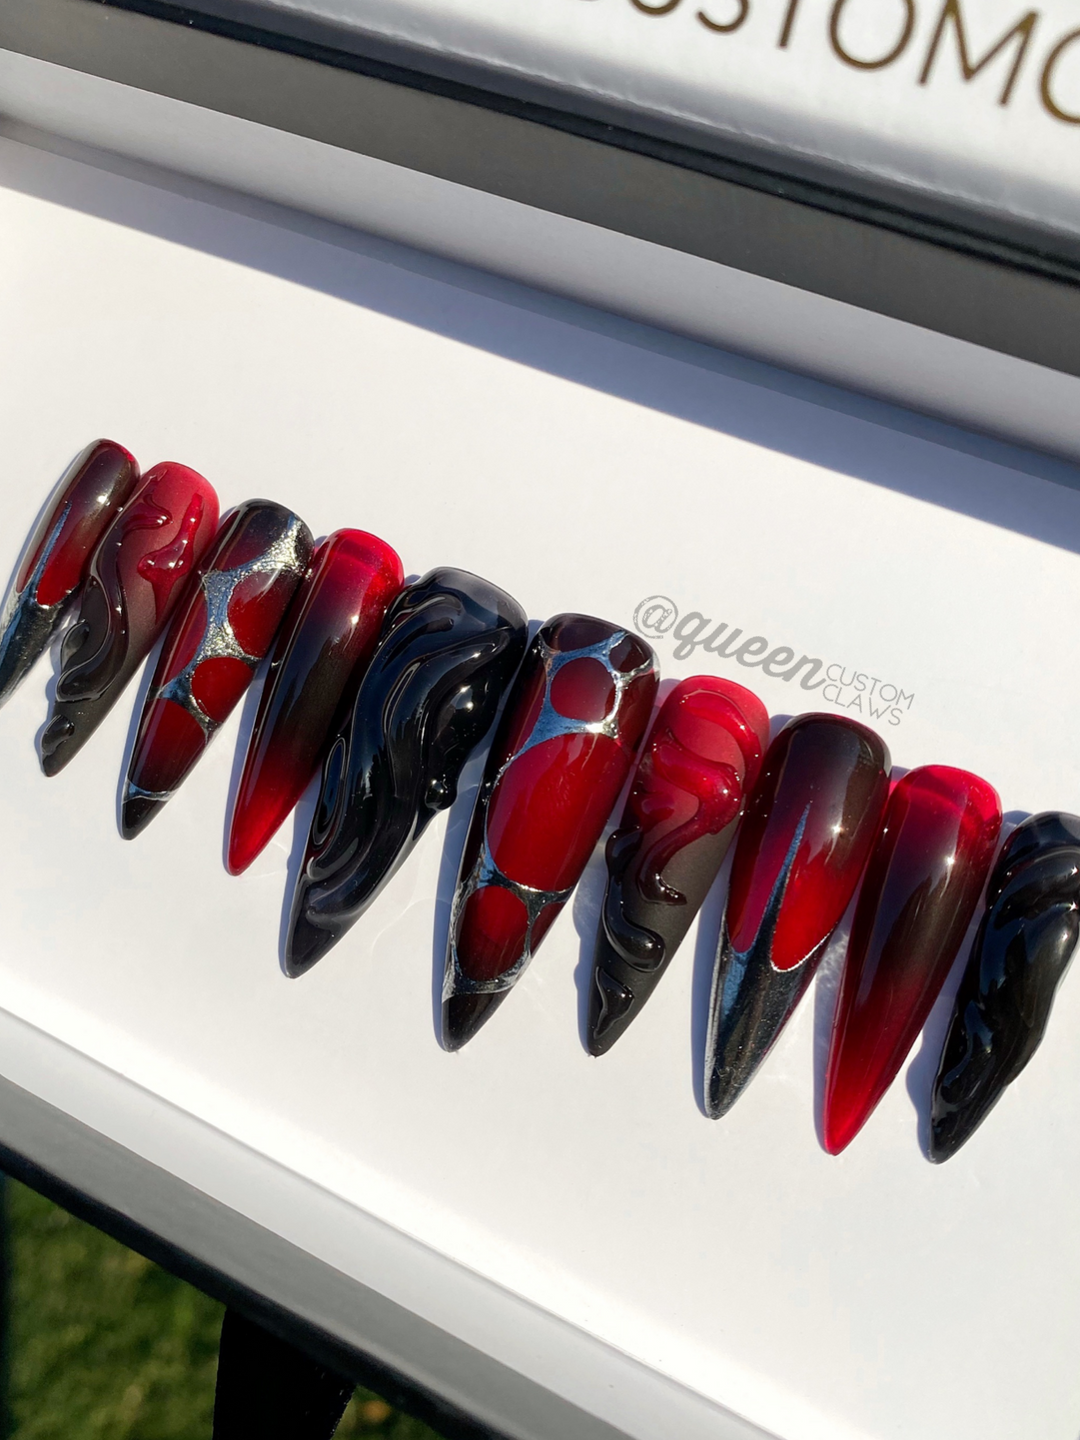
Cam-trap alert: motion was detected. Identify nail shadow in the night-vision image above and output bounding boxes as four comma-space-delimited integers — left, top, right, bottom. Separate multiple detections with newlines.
904, 808, 1031, 1158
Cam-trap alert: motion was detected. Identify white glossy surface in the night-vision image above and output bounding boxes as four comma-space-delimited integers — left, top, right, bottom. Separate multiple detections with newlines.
5, 58, 1080, 471
1, 133, 1080, 1440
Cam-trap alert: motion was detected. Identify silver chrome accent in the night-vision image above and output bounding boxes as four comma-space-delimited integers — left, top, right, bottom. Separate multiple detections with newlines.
446, 626, 654, 999
704, 806, 824, 1118
0, 502, 71, 709
125, 780, 174, 804
153, 516, 308, 735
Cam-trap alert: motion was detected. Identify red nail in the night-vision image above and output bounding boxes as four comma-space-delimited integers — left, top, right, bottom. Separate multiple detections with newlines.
705, 714, 891, 1117
122, 501, 314, 838
443, 614, 659, 1049
226, 529, 403, 874
588, 675, 769, 1055
40, 462, 219, 775
0, 440, 140, 707
823, 764, 1002, 1154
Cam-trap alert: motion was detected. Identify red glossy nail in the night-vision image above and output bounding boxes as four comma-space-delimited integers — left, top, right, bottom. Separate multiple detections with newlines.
40, 462, 219, 775
122, 501, 314, 838
0, 440, 140, 707
443, 614, 659, 1049
704, 714, 891, 1116
226, 529, 404, 874
823, 764, 1002, 1154
588, 676, 770, 1055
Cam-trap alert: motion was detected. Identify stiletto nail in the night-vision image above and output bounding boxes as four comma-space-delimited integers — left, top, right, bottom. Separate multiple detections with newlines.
40, 462, 219, 776
442, 615, 659, 1050
823, 764, 1001, 1155
704, 715, 890, 1118
121, 501, 314, 838
587, 676, 769, 1055
929, 811, 1080, 1162
0, 440, 139, 707
285, 568, 528, 976
226, 530, 403, 875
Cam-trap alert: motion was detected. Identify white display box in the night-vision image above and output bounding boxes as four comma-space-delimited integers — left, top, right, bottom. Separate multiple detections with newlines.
3, 0, 1080, 466
2, 113, 1080, 1440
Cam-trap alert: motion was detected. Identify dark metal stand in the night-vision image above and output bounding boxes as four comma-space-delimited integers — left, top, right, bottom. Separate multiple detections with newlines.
213, 1308, 354, 1439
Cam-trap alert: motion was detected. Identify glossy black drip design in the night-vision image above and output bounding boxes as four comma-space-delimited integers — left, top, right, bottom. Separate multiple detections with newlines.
40, 492, 174, 775
929, 811, 1080, 1162
55, 492, 172, 708
285, 567, 529, 976
589, 816, 742, 1056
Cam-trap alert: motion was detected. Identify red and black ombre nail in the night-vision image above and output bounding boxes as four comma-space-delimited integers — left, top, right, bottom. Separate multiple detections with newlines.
0, 440, 140, 708
704, 714, 891, 1118
121, 501, 314, 838
823, 764, 1001, 1155
39, 462, 220, 776
226, 529, 404, 875
442, 614, 659, 1050
587, 676, 769, 1055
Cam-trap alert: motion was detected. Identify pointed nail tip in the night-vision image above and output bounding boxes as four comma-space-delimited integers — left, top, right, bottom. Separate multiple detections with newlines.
703, 1068, 745, 1120
442, 991, 503, 1050
585, 1017, 624, 1056
120, 793, 161, 840
224, 840, 254, 876
927, 1120, 963, 1164
441, 1017, 481, 1051
284, 918, 336, 978
821, 1120, 856, 1156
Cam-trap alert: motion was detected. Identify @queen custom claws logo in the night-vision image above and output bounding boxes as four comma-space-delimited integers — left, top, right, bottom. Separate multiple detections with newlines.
633, 594, 915, 727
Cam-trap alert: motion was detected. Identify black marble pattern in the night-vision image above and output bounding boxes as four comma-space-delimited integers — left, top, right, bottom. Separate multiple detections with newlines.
930, 811, 1080, 1161
285, 567, 528, 976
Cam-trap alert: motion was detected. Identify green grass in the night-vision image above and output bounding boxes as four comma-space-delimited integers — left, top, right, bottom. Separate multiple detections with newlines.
6, 1180, 441, 1439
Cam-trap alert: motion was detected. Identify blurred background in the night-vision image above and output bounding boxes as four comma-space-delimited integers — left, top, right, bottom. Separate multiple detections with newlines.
4, 1177, 441, 1439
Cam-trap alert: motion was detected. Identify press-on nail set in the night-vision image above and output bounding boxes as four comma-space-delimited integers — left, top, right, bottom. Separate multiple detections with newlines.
2, 438, 1076, 1161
